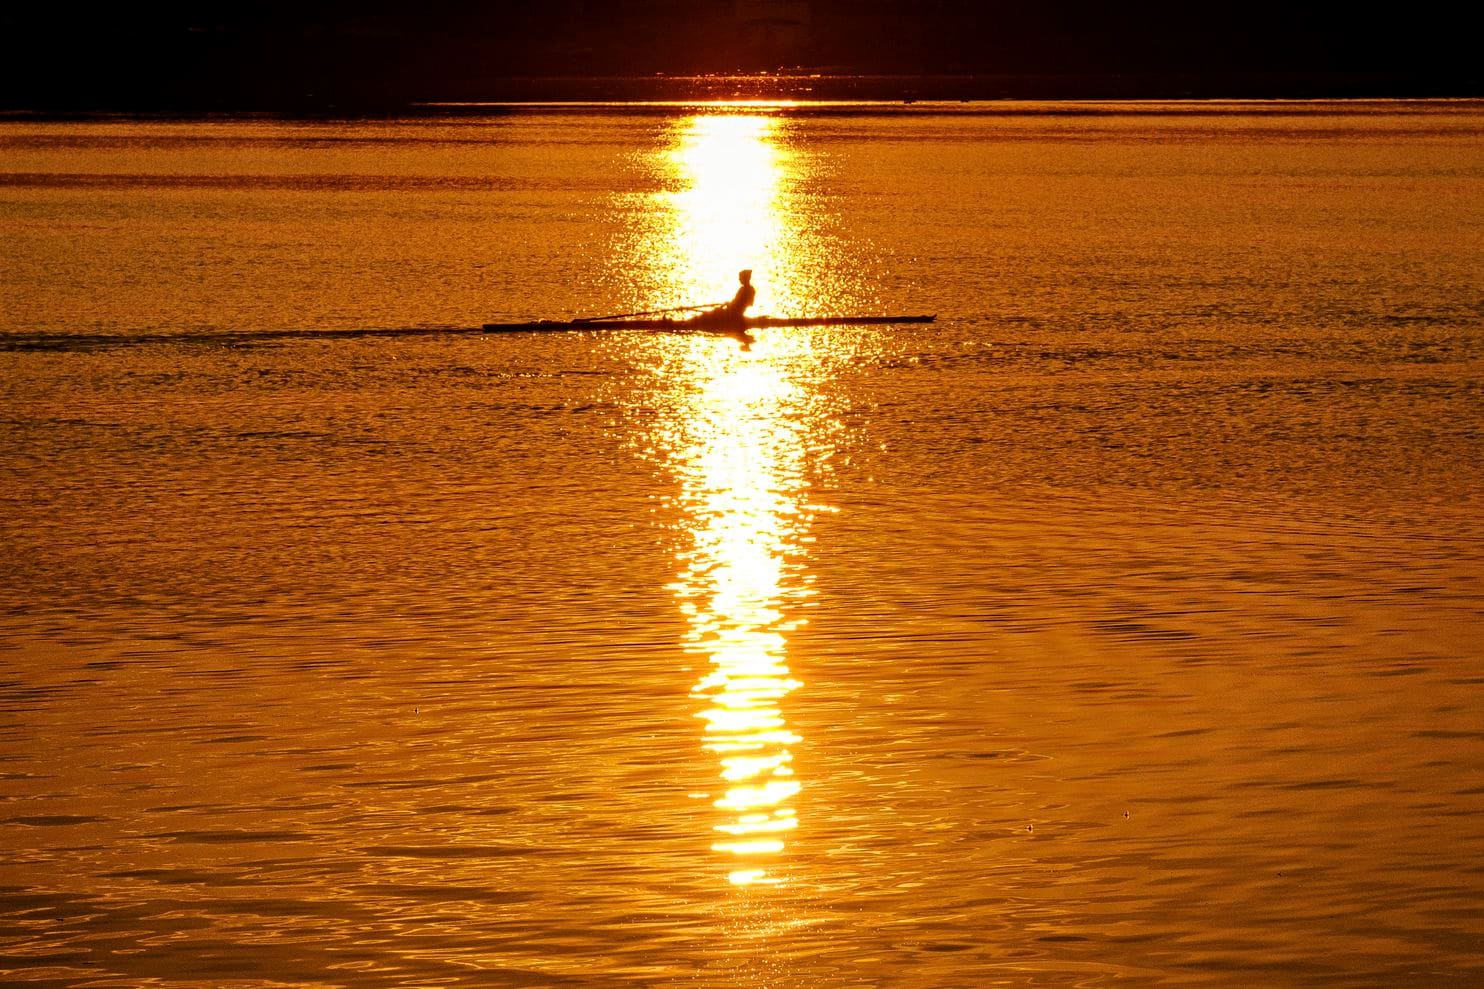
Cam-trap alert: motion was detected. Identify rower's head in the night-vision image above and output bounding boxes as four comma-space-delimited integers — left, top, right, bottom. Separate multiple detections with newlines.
738, 269, 752, 285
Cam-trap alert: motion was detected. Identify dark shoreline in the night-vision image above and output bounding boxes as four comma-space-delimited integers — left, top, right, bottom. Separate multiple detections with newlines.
5, 99, 1484, 127
3, 72, 1481, 118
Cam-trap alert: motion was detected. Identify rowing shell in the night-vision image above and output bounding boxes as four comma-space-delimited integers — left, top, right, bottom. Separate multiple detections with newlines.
480, 314, 936, 333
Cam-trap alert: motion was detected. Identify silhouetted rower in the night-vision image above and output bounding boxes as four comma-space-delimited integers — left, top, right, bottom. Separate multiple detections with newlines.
699, 269, 755, 327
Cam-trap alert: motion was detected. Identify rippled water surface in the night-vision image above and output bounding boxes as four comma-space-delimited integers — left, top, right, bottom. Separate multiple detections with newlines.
2, 102, 1482, 985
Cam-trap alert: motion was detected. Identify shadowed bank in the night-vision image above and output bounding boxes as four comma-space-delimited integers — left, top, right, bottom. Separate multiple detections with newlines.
2, 2, 1480, 111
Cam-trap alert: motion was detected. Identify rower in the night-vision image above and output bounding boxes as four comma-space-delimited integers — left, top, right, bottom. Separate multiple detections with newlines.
718, 269, 755, 323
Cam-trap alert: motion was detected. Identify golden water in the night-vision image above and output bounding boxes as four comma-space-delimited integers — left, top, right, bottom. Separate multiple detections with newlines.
1, 102, 1482, 985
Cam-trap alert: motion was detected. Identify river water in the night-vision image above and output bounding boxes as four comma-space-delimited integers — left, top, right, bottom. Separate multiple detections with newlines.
1, 102, 1482, 985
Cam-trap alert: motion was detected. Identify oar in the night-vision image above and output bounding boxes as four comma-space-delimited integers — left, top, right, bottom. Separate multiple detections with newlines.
574, 303, 723, 323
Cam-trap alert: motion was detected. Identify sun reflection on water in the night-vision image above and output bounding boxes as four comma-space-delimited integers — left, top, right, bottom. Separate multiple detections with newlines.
671, 346, 812, 887
642, 112, 824, 887
646, 114, 803, 317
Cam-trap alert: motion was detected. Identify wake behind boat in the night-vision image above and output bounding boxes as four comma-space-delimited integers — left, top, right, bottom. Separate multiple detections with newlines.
0, 313, 936, 352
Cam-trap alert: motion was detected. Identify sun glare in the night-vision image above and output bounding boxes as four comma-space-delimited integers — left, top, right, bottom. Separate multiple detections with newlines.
650, 114, 804, 317
672, 346, 809, 887
632, 111, 839, 888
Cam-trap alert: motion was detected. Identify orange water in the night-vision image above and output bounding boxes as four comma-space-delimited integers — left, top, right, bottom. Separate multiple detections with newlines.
2, 102, 1482, 985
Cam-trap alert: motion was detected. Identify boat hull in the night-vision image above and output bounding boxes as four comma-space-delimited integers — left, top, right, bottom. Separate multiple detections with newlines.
480, 314, 936, 333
